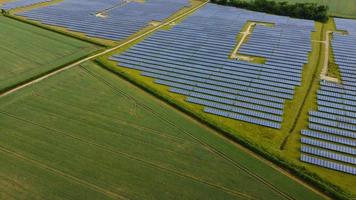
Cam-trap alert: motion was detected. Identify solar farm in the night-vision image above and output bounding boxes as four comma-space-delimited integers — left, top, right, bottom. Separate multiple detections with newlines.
17, 0, 190, 41
109, 4, 314, 129
0, 0, 355, 199
300, 18, 356, 175
1, 0, 51, 10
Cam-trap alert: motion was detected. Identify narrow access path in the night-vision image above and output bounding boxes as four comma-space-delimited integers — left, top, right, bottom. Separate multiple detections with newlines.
0, 0, 208, 98
95, 0, 133, 17
320, 30, 339, 83
231, 22, 256, 59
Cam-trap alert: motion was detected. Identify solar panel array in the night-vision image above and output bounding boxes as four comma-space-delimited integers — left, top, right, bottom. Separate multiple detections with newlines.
300, 18, 356, 175
1, 0, 51, 10
16, 0, 190, 41
110, 3, 314, 129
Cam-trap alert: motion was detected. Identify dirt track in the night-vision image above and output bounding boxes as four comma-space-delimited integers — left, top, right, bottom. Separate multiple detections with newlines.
231, 22, 256, 59
320, 30, 339, 83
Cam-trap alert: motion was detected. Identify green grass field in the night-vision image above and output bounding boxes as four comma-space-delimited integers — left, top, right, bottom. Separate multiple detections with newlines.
0, 61, 325, 200
0, 16, 99, 92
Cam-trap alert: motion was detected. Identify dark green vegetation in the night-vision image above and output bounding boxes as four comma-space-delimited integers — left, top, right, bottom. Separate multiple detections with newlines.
243, 0, 356, 19
0, 62, 325, 200
0, 16, 99, 93
210, 0, 328, 21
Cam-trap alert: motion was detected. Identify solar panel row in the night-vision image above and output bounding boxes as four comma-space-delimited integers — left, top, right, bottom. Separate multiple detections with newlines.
301, 137, 356, 155
301, 145, 356, 165
301, 18, 356, 174
301, 130, 356, 147
2, 0, 51, 10
16, 0, 190, 41
301, 154, 356, 175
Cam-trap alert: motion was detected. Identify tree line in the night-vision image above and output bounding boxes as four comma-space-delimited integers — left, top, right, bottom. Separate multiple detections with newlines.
210, 0, 329, 22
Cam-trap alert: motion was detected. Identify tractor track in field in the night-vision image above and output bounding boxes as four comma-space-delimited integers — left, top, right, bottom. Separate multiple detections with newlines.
29, 90, 197, 145
0, 145, 128, 200
0, 173, 47, 200
0, 0, 208, 99
0, 110, 255, 200
81, 65, 298, 200
3, 99, 201, 159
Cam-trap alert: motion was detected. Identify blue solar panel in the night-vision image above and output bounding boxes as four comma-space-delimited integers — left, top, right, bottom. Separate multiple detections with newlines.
300, 18, 356, 174
301, 130, 356, 147
104, 3, 315, 129
16, 0, 190, 41
301, 154, 356, 175
2, 0, 51, 10
301, 137, 356, 155
301, 145, 356, 165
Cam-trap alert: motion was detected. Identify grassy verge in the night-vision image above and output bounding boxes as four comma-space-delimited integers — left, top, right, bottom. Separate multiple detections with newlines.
282, 18, 355, 198
327, 19, 342, 80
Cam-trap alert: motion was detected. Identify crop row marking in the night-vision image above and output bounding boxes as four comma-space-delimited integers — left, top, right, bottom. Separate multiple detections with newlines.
0, 145, 127, 200
82, 65, 297, 200
0, 110, 254, 199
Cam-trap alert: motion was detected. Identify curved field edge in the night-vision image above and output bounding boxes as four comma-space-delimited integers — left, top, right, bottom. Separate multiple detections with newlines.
0, 62, 324, 200
94, 57, 350, 200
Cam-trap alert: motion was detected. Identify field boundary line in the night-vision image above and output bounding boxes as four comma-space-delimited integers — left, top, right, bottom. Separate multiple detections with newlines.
0, 145, 127, 200
0, 49, 101, 95
0, 0, 208, 99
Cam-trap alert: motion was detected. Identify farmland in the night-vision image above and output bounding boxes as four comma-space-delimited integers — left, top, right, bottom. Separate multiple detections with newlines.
0, 62, 325, 200
0, 16, 99, 93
